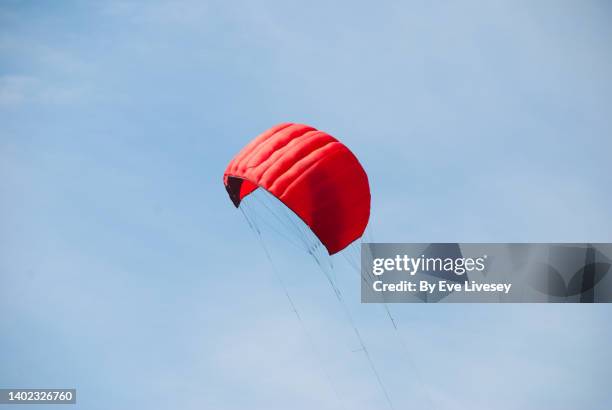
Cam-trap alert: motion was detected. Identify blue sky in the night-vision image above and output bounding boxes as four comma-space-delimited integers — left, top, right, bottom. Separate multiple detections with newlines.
1, 1, 611, 409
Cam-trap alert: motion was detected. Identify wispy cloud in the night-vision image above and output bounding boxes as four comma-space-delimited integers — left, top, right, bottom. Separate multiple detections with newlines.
99, 0, 211, 25
0, 74, 88, 106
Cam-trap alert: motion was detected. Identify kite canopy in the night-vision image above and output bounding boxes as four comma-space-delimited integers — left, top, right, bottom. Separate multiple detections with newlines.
223, 122, 370, 255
